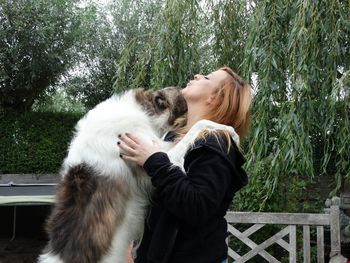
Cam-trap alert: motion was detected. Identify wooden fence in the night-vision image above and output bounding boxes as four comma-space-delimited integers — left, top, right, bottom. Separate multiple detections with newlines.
225, 206, 347, 262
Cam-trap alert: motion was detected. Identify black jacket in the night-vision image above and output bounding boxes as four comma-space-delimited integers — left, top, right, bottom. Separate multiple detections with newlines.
135, 133, 248, 263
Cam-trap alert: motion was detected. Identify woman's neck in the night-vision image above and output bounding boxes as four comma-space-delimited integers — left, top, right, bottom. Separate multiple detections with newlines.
185, 103, 207, 130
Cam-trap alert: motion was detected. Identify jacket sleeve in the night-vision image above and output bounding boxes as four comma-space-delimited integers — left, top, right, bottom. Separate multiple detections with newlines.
143, 144, 234, 226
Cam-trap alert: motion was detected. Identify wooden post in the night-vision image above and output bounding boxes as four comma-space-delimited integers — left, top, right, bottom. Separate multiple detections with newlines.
303, 225, 310, 263
329, 205, 341, 257
329, 205, 347, 263
316, 226, 325, 263
289, 225, 297, 263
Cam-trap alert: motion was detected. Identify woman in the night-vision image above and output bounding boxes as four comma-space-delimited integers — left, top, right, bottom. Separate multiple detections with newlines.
118, 67, 252, 263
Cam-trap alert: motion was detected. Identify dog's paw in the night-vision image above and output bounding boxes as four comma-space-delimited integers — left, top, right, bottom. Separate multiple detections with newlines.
192, 120, 240, 144
192, 119, 218, 130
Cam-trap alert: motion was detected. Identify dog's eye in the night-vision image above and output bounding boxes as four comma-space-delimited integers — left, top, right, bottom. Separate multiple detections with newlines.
154, 95, 167, 111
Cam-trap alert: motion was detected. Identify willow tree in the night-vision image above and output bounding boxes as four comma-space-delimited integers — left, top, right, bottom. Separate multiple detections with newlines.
209, 0, 251, 73
113, 0, 252, 87
111, 0, 161, 90
112, 0, 349, 212
238, 0, 350, 212
113, 0, 203, 91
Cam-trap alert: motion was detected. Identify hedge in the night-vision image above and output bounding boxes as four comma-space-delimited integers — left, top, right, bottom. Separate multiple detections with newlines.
0, 111, 83, 174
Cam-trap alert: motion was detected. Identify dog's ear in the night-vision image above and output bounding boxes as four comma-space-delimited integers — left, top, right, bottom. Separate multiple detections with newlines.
153, 91, 169, 113
135, 88, 152, 103
135, 88, 155, 113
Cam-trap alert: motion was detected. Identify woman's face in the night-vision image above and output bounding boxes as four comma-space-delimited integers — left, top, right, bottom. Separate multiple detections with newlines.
181, 70, 228, 105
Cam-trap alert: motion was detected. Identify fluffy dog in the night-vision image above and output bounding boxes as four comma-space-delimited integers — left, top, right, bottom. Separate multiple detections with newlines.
38, 87, 186, 263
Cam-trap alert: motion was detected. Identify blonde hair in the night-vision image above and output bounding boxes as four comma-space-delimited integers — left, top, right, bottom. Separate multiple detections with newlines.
175, 66, 252, 148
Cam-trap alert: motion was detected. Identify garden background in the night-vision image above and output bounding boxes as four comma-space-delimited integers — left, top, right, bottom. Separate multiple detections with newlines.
0, 0, 349, 261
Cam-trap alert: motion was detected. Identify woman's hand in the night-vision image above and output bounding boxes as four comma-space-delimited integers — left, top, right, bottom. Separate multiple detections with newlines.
117, 133, 161, 166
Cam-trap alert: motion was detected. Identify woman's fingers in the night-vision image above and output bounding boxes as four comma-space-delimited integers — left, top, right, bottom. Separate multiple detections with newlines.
120, 154, 137, 163
119, 133, 139, 149
124, 133, 141, 145
118, 133, 141, 160
117, 133, 160, 166
118, 141, 137, 156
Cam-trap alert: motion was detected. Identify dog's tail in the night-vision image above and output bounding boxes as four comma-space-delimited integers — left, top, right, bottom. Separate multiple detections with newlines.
42, 164, 130, 263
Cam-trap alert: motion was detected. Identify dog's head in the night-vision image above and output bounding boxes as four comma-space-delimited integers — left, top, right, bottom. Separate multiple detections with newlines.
135, 87, 187, 132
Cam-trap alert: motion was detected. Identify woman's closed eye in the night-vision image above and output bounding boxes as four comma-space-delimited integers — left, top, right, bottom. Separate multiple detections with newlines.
204, 76, 210, 80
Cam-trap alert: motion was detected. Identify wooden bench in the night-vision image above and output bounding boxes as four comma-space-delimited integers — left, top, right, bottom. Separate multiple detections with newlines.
225, 206, 347, 262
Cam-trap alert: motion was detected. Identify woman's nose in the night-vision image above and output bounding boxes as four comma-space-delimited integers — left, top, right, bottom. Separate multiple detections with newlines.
194, 74, 201, 80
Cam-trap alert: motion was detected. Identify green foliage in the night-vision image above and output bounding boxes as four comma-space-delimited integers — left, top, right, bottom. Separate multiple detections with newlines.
32, 87, 86, 113
0, 0, 349, 216
112, 0, 250, 91
59, 2, 125, 109
0, 0, 94, 112
1, 1, 348, 261
239, 0, 350, 212
210, 0, 251, 73
149, 0, 201, 88
109, 0, 350, 212
112, 0, 202, 91
0, 111, 82, 173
